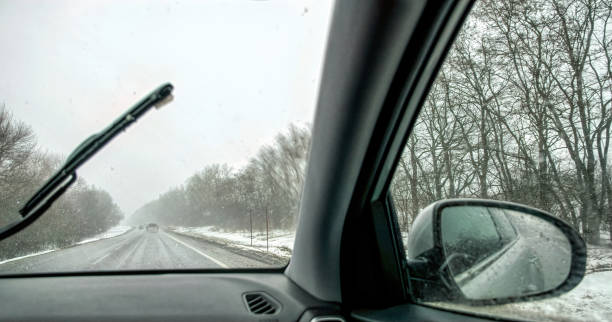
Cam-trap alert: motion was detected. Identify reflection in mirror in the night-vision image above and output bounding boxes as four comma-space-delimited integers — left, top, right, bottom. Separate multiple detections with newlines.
440, 206, 571, 300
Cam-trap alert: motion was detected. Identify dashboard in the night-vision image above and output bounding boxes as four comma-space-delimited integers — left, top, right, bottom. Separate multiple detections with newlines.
0, 272, 341, 321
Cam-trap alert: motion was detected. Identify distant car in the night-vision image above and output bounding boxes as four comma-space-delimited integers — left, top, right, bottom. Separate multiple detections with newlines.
138, 225, 144, 230
146, 223, 159, 233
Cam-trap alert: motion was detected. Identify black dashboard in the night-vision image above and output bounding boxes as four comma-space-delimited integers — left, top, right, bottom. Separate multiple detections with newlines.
0, 272, 340, 321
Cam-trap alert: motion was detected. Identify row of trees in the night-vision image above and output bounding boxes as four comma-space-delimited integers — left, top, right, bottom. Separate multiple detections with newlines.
391, 0, 612, 244
128, 124, 310, 232
0, 107, 123, 260
129, 0, 611, 245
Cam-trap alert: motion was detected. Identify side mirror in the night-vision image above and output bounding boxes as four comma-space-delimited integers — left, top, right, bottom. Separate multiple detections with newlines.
405, 199, 586, 305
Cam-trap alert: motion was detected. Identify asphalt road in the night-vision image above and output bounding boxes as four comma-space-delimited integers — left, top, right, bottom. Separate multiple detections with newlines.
0, 229, 271, 274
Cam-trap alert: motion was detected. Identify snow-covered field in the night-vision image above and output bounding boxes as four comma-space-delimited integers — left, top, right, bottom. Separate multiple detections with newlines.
76, 226, 133, 245
181, 226, 611, 321
171, 226, 294, 259
505, 271, 612, 321
0, 249, 56, 265
430, 232, 612, 321
587, 232, 612, 274
5, 222, 607, 320
435, 270, 612, 321
0, 225, 133, 265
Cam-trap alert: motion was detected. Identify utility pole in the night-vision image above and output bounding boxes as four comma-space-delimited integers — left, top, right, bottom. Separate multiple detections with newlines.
265, 209, 269, 252
249, 210, 253, 247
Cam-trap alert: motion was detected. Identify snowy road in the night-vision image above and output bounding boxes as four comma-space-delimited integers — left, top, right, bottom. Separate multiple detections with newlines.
0, 229, 271, 274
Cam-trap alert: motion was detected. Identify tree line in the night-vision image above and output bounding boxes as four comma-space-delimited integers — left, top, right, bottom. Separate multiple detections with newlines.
130, 0, 611, 245
127, 124, 310, 232
0, 107, 123, 260
391, 0, 612, 244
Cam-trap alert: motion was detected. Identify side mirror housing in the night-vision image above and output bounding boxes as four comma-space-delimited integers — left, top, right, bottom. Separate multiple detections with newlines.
405, 199, 586, 305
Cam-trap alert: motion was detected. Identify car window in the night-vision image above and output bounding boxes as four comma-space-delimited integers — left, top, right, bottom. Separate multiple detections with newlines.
390, 0, 612, 320
0, 0, 334, 274
490, 209, 517, 244
441, 206, 504, 276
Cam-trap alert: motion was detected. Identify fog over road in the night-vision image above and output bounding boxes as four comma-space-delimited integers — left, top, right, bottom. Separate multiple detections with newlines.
0, 229, 270, 274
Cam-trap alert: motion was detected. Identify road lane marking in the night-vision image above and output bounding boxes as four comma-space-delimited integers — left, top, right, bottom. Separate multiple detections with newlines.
91, 252, 112, 265
164, 232, 229, 268
90, 238, 131, 265
90, 232, 141, 266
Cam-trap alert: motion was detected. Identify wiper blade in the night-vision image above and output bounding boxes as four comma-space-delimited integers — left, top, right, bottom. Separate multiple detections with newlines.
0, 83, 174, 241
19, 83, 174, 217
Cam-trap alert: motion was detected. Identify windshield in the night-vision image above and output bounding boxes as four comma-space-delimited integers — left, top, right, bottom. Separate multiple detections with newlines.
0, 0, 333, 274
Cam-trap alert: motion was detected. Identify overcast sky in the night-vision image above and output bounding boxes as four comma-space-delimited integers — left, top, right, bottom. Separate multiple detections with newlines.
0, 0, 334, 215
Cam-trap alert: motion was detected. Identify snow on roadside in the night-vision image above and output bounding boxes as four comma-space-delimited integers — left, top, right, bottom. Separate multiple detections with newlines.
76, 225, 133, 245
171, 226, 294, 259
0, 249, 56, 265
473, 235, 612, 321
587, 232, 612, 273
430, 233, 612, 321
171, 226, 611, 320
435, 271, 612, 322
484, 271, 612, 321
587, 245, 612, 273
0, 226, 133, 265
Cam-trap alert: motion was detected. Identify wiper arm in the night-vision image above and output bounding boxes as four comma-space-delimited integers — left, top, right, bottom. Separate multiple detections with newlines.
0, 83, 174, 241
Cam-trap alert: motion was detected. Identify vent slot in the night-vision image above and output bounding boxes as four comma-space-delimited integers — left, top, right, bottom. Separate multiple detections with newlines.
243, 292, 280, 315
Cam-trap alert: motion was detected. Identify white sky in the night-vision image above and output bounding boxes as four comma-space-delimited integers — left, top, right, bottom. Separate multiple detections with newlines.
0, 0, 334, 215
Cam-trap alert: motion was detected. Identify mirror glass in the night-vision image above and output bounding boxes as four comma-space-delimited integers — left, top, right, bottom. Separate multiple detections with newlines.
440, 205, 572, 300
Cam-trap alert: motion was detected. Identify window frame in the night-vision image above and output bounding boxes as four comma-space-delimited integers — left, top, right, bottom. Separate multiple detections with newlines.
337, 0, 475, 310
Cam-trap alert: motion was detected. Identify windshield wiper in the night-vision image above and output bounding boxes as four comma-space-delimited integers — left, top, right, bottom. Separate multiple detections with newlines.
0, 83, 174, 241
